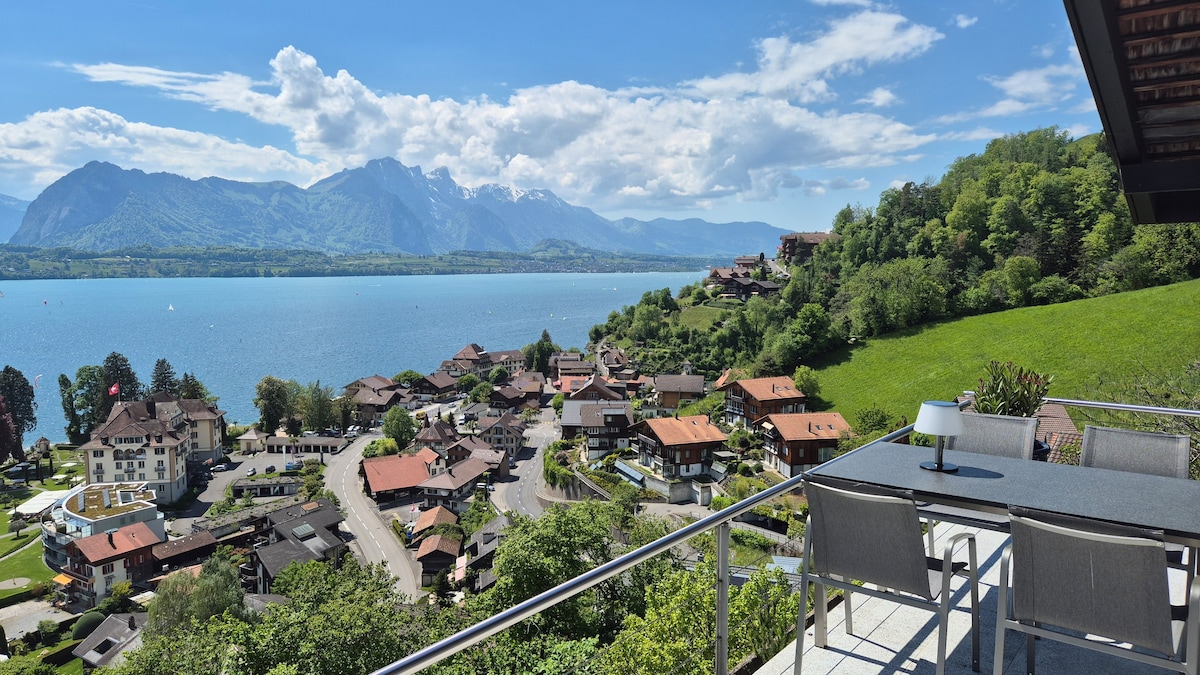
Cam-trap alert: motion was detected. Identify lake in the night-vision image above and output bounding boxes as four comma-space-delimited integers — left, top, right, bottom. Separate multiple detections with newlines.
0, 272, 703, 443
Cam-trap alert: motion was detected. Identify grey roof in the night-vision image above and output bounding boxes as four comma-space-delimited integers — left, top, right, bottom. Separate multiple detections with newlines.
73, 613, 148, 668
257, 538, 320, 579
653, 374, 705, 395
244, 593, 292, 613
580, 402, 633, 428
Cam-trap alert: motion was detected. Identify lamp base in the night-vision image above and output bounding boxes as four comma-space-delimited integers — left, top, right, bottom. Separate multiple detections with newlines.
920, 461, 959, 473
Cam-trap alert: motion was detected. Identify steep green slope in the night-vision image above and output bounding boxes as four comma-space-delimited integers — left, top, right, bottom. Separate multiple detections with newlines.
812, 278, 1200, 420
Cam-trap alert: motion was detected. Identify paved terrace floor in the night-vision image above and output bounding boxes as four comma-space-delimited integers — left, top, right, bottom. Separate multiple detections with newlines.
756, 522, 1191, 675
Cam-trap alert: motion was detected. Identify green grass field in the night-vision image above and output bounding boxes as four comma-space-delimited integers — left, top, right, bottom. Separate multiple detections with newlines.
0, 540, 54, 601
811, 278, 1200, 421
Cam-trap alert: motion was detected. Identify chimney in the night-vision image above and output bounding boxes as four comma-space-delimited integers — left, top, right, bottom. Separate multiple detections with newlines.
128, 615, 137, 630
105, 528, 118, 547
808, 421, 812, 433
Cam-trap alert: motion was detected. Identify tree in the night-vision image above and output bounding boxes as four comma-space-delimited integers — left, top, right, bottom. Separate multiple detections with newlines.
488, 366, 509, 384
102, 352, 143, 402
0, 367, 36, 445
58, 373, 83, 444
393, 370, 424, 387
332, 396, 355, 432
178, 372, 213, 402
523, 329, 561, 375
382, 406, 416, 449
300, 381, 335, 431
470, 382, 494, 403
456, 373, 480, 393
791, 365, 821, 399
147, 557, 246, 637
254, 375, 294, 433
150, 358, 181, 396
0, 396, 20, 465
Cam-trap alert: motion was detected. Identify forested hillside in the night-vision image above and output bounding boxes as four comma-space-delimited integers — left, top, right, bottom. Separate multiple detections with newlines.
591, 128, 1200, 379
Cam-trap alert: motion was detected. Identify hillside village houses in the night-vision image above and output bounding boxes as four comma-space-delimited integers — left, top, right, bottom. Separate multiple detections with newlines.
42, 482, 164, 577
756, 411, 852, 477
718, 375, 808, 428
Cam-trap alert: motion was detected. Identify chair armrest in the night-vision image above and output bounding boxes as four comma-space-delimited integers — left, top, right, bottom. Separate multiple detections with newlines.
941, 530, 976, 563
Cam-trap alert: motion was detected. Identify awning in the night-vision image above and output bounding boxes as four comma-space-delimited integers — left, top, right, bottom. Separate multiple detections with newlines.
52, 573, 74, 586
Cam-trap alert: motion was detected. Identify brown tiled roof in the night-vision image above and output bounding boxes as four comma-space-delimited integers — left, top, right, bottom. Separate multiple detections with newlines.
642, 415, 727, 447
567, 375, 622, 401
1034, 402, 1080, 449
580, 402, 633, 427
491, 349, 525, 363
417, 534, 461, 560
415, 447, 441, 464
420, 372, 458, 390
721, 376, 806, 402
454, 344, 487, 361
362, 454, 433, 492
653, 374, 705, 395
152, 530, 217, 562
350, 375, 395, 390
72, 521, 159, 564
419, 457, 491, 490
759, 413, 851, 441
415, 420, 461, 445
478, 412, 525, 432
713, 369, 734, 390
413, 505, 458, 535
448, 436, 494, 455
470, 447, 507, 468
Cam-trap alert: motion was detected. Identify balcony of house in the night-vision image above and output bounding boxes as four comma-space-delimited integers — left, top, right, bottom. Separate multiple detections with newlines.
369, 396, 1200, 675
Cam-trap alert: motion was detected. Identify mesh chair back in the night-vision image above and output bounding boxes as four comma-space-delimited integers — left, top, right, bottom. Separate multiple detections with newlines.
804, 478, 933, 600
1009, 508, 1175, 656
1080, 425, 1190, 479
945, 412, 1037, 459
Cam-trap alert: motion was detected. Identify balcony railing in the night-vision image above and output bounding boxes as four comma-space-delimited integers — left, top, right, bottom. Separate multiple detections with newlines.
371, 397, 1199, 675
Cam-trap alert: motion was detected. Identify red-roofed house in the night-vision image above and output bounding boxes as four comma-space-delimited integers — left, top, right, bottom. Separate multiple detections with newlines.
361, 450, 444, 501
64, 521, 163, 608
412, 372, 458, 403
416, 534, 462, 586
718, 376, 807, 427
756, 412, 852, 477
634, 415, 728, 480
410, 505, 458, 542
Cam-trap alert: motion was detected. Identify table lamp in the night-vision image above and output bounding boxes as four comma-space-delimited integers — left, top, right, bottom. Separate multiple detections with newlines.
915, 400, 963, 472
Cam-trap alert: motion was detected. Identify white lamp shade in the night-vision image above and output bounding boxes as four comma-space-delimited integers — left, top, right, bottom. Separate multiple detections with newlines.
914, 401, 964, 436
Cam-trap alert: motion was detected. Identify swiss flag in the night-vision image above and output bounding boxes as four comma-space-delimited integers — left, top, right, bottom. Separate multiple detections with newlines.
108, 382, 119, 396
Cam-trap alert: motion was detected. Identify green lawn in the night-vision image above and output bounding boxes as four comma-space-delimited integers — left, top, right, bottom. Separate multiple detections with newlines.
0, 531, 39, 558
812, 278, 1200, 420
676, 305, 725, 331
0, 540, 54, 601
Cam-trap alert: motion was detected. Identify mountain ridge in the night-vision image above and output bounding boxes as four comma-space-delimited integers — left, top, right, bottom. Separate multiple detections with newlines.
10, 159, 793, 256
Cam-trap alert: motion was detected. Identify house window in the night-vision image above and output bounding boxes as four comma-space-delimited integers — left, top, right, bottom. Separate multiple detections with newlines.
158, 484, 166, 492
101, 563, 114, 574
138, 473, 145, 480
92, 450, 104, 457
155, 448, 166, 455
94, 463, 103, 472
138, 461, 145, 468
156, 460, 164, 467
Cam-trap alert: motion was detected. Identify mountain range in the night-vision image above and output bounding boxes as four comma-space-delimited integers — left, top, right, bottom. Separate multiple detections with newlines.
0, 193, 29, 243
7, 159, 793, 256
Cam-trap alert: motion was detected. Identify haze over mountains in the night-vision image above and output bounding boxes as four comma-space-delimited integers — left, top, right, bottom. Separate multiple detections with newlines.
0, 193, 29, 244
6, 159, 793, 256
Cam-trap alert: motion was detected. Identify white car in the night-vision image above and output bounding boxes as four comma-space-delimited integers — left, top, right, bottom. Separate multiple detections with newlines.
211, 464, 228, 472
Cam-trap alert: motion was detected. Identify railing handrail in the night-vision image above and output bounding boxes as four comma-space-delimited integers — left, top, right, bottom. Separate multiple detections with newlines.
369, 422, 917, 675
1043, 397, 1200, 418
371, 397, 1199, 675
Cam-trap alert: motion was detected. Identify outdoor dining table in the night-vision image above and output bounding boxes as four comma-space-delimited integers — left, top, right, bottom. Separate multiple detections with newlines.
806, 440, 1200, 548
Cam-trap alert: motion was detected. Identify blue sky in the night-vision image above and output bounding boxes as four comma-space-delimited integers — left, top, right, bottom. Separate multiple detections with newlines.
0, 1, 1099, 233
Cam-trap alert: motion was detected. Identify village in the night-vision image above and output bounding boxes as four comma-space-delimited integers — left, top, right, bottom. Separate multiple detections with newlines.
0, 243, 872, 666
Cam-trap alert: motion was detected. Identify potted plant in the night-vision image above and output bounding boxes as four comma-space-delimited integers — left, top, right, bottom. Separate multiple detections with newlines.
974, 360, 1054, 460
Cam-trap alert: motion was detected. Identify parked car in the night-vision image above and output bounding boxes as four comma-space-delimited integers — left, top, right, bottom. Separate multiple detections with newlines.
211, 464, 228, 472
247, 467, 257, 476
285, 461, 303, 471
264, 465, 276, 474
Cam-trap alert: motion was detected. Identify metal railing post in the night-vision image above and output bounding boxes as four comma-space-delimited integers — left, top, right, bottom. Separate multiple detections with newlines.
716, 521, 730, 675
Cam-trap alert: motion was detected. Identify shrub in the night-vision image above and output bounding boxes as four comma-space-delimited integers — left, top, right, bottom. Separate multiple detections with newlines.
709, 495, 734, 511
738, 463, 754, 477
72, 612, 105, 640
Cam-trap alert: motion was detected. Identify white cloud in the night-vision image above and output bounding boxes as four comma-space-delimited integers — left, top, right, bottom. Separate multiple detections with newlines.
940, 126, 1004, 141
856, 87, 898, 107
687, 11, 942, 102
47, 37, 938, 211
1063, 123, 1093, 139
954, 15, 978, 28
0, 107, 325, 199
810, 0, 873, 6
936, 61, 1085, 123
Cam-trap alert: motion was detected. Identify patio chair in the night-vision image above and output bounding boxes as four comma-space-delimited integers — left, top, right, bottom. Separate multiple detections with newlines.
923, 413, 1039, 553
796, 476, 980, 675
1080, 424, 1190, 478
994, 506, 1200, 675
1080, 424, 1194, 580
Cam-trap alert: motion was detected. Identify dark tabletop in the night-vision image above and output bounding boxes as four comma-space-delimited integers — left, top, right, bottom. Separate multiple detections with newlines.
807, 441, 1200, 545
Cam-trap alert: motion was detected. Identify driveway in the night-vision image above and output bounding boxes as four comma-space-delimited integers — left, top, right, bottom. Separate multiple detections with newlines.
0, 600, 75, 639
